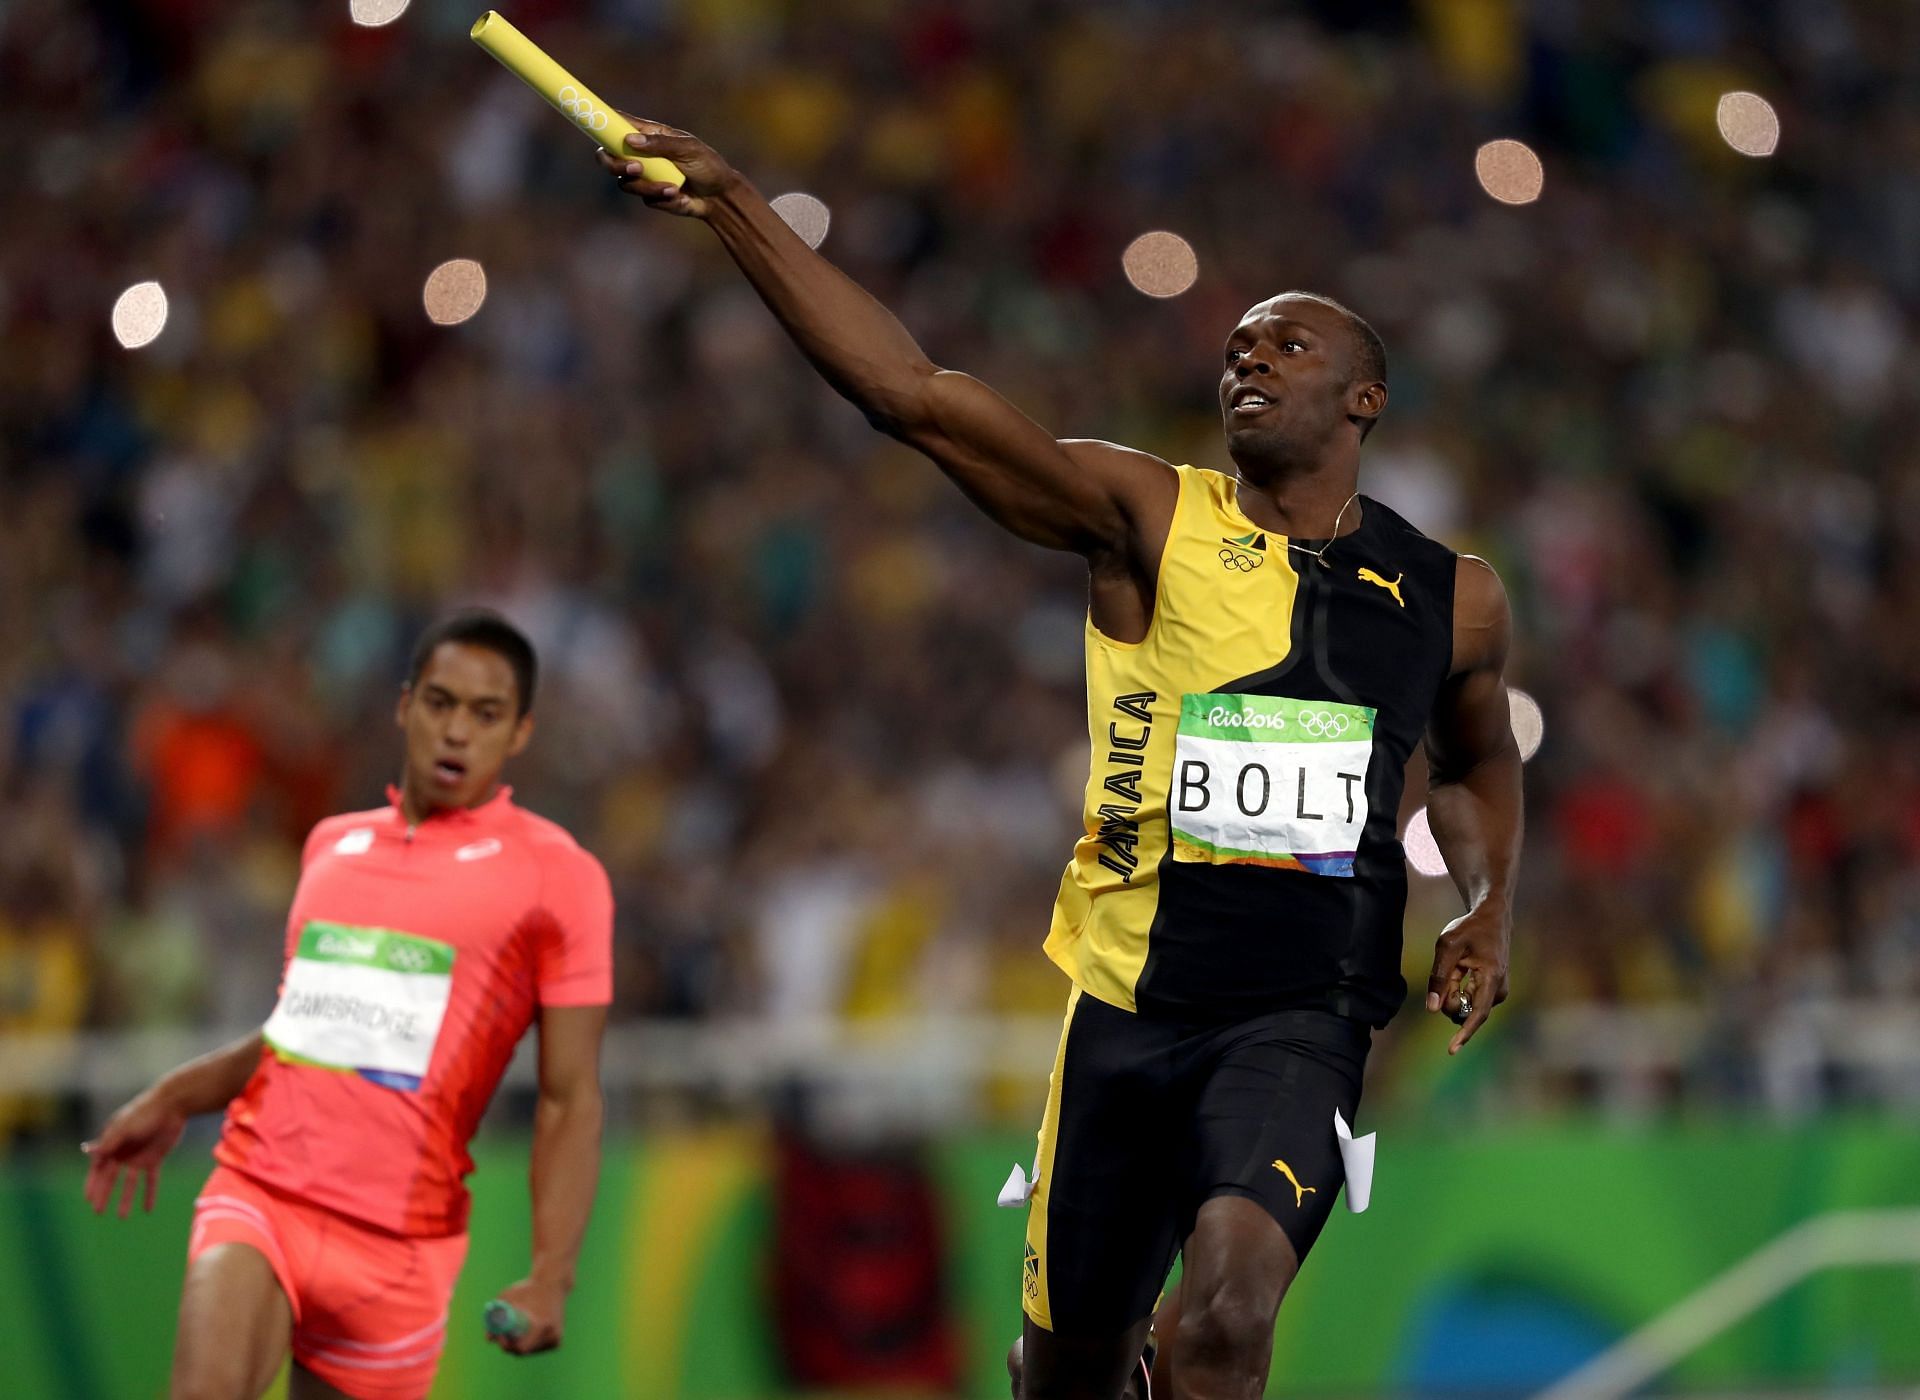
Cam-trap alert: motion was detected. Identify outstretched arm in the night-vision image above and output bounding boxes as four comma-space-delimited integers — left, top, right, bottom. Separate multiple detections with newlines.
1421, 556, 1523, 1054
599, 124, 1175, 561
83, 1031, 264, 1216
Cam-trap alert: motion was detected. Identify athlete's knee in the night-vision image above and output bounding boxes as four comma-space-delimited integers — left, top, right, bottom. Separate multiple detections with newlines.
1173, 1282, 1278, 1391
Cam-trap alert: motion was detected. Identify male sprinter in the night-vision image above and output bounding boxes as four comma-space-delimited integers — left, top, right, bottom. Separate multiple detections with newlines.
83, 611, 613, 1400
600, 121, 1520, 1400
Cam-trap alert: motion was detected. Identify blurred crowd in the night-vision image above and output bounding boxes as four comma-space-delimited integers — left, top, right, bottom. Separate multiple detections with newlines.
4, 0, 1919, 1129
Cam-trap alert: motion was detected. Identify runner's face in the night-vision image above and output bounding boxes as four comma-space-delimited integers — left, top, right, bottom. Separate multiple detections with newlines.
397, 643, 532, 812
1218, 297, 1356, 463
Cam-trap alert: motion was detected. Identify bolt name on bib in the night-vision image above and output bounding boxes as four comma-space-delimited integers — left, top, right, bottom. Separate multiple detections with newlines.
262, 922, 456, 1092
1170, 694, 1374, 876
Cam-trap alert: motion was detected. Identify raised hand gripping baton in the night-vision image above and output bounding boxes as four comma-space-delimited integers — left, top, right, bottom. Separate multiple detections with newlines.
483, 1298, 530, 1342
470, 11, 685, 187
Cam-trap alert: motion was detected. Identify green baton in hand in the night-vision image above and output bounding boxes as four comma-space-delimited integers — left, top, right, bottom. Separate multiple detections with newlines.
484, 1299, 530, 1342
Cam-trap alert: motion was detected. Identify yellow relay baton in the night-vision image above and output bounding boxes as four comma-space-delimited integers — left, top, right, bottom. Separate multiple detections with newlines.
470, 11, 685, 187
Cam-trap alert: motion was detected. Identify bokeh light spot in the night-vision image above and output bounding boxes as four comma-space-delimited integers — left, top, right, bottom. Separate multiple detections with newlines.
1404, 807, 1448, 878
1122, 231, 1199, 298
349, 0, 411, 27
1717, 91, 1780, 157
423, 259, 487, 326
1474, 139, 1544, 205
770, 192, 831, 250
111, 281, 169, 349
1509, 687, 1544, 762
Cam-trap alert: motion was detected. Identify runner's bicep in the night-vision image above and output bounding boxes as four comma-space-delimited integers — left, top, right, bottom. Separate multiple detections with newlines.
1423, 665, 1513, 783
535, 1005, 606, 1100
1428, 558, 1514, 780
897, 375, 1169, 554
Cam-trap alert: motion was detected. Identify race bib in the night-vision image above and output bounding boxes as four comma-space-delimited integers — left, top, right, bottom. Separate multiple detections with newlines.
1169, 694, 1375, 876
262, 922, 455, 1092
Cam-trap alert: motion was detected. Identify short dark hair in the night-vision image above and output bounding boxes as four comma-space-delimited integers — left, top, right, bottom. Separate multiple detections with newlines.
1278, 291, 1388, 439
407, 610, 538, 716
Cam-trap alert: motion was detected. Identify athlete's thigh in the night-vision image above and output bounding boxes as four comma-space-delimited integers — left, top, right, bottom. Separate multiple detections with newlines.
1025, 990, 1186, 1338
172, 1242, 292, 1400
1187, 1009, 1368, 1263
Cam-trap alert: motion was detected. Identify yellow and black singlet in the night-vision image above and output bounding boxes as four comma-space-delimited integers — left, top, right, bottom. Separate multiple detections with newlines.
1045, 464, 1457, 1026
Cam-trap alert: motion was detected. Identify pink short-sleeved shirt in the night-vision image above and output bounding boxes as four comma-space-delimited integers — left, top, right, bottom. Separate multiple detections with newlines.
216, 787, 612, 1237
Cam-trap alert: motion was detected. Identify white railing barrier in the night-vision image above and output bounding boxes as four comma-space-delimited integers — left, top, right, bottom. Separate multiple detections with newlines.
1534, 1209, 1920, 1400
6, 999, 1920, 1117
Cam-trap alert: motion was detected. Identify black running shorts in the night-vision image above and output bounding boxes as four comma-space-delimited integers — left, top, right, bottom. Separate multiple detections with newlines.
1021, 987, 1370, 1333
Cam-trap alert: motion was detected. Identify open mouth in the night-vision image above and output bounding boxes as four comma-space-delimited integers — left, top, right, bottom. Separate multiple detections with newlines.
432, 758, 468, 786
1231, 393, 1276, 416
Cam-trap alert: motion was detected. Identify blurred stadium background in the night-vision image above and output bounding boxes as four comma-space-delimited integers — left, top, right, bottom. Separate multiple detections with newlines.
5, 0, 1920, 1395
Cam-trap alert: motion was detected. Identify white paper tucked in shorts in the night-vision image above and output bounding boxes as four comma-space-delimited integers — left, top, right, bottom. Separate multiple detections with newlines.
997, 1162, 1035, 1208
1335, 1109, 1375, 1213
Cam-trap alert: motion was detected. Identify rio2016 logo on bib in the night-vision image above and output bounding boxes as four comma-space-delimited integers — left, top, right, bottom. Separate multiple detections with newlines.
555, 85, 610, 132
1169, 693, 1375, 876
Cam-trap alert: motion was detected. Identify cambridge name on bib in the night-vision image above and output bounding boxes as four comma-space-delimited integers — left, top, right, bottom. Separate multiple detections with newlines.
1170, 694, 1375, 877
263, 922, 456, 1091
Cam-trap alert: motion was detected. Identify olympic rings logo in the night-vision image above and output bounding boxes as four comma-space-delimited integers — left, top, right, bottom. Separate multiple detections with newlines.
1296, 710, 1350, 737
556, 86, 610, 132
1218, 548, 1262, 572
388, 946, 434, 972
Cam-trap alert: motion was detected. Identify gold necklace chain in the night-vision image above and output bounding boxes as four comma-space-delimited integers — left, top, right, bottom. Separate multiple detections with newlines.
1282, 491, 1360, 569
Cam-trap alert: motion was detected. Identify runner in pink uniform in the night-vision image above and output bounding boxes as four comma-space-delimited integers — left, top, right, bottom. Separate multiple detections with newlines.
84, 612, 613, 1400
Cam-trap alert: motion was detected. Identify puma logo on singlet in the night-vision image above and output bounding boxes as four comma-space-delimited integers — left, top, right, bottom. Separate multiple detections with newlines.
1357, 568, 1404, 607
1271, 1158, 1318, 1208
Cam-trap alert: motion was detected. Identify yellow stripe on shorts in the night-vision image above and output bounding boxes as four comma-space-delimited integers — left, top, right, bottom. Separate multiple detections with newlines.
1022, 984, 1081, 1330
